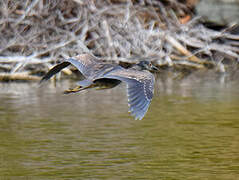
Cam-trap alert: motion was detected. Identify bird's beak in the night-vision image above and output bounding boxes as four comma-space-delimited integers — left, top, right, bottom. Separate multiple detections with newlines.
151, 64, 159, 72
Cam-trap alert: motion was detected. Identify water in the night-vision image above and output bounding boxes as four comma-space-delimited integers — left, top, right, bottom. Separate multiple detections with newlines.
0, 74, 239, 179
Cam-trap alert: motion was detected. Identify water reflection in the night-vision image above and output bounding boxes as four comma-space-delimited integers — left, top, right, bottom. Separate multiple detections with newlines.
0, 74, 239, 179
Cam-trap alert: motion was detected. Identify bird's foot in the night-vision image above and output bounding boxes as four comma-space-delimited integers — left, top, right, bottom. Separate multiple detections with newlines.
63, 83, 98, 94
63, 86, 83, 94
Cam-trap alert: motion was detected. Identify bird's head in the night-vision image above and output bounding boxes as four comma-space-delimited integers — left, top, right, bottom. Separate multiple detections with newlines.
136, 61, 159, 71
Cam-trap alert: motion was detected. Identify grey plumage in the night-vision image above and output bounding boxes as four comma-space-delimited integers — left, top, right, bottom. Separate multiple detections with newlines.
40, 54, 156, 120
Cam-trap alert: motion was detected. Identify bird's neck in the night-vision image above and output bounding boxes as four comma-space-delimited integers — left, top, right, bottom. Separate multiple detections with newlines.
131, 64, 143, 71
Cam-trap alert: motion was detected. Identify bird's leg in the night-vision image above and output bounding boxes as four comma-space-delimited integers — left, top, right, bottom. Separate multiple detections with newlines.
94, 81, 121, 90
95, 86, 113, 90
63, 86, 82, 94
95, 84, 109, 90
63, 84, 97, 94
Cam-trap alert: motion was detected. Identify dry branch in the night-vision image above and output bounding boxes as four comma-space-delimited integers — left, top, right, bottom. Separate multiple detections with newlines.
165, 34, 204, 64
0, 0, 238, 81
0, 72, 40, 81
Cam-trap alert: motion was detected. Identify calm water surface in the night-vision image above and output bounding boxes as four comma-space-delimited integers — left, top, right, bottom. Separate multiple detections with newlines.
0, 74, 239, 179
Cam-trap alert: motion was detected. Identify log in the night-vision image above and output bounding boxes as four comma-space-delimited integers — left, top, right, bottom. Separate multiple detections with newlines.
0, 73, 41, 81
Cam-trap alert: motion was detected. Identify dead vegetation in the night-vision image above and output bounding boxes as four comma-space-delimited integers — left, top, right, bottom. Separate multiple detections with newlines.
0, 0, 239, 81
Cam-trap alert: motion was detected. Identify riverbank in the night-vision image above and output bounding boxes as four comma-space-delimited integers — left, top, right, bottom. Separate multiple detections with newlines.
0, 0, 239, 82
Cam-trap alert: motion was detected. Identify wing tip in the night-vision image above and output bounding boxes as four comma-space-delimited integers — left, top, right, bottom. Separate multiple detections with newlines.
39, 77, 46, 84
128, 100, 151, 120
39, 61, 71, 84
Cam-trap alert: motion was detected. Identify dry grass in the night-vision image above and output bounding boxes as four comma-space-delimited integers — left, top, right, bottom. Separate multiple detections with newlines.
0, 0, 239, 81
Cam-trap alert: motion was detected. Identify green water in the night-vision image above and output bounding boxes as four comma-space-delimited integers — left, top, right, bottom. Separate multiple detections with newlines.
0, 75, 239, 179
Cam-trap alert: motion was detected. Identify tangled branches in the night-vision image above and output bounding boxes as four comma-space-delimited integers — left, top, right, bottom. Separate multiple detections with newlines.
0, 0, 239, 81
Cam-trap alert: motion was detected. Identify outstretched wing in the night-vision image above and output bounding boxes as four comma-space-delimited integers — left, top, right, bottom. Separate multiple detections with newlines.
40, 62, 70, 83
65, 54, 99, 78
104, 68, 155, 120
65, 55, 118, 80
40, 54, 98, 83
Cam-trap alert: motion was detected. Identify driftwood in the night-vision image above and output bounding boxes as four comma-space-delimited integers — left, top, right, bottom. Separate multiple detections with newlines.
0, 72, 40, 81
0, 0, 238, 81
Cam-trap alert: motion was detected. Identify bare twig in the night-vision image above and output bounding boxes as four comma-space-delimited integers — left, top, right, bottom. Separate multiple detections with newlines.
0, 72, 41, 81
165, 34, 204, 64
0, 0, 239, 79
14, 0, 41, 26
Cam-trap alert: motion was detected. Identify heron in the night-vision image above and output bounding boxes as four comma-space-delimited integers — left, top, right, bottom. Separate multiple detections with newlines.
40, 54, 158, 120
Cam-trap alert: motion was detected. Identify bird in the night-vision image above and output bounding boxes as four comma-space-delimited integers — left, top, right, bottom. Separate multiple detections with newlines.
40, 54, 158, 120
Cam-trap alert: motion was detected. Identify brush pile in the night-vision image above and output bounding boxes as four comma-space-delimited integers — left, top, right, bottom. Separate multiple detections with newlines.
0, 0, 239, 81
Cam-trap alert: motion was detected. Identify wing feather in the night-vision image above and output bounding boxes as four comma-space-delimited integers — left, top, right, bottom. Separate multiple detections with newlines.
40, 53, 155, 120
40, 54, 114, 83
40, 54, 97, 83
65, 54, 98, 78
40, 62, 70, 83
66, 55, 119, 80
104, 68, 155, 120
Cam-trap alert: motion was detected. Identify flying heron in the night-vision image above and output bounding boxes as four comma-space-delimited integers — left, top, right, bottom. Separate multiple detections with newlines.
40, 54, 158, 120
